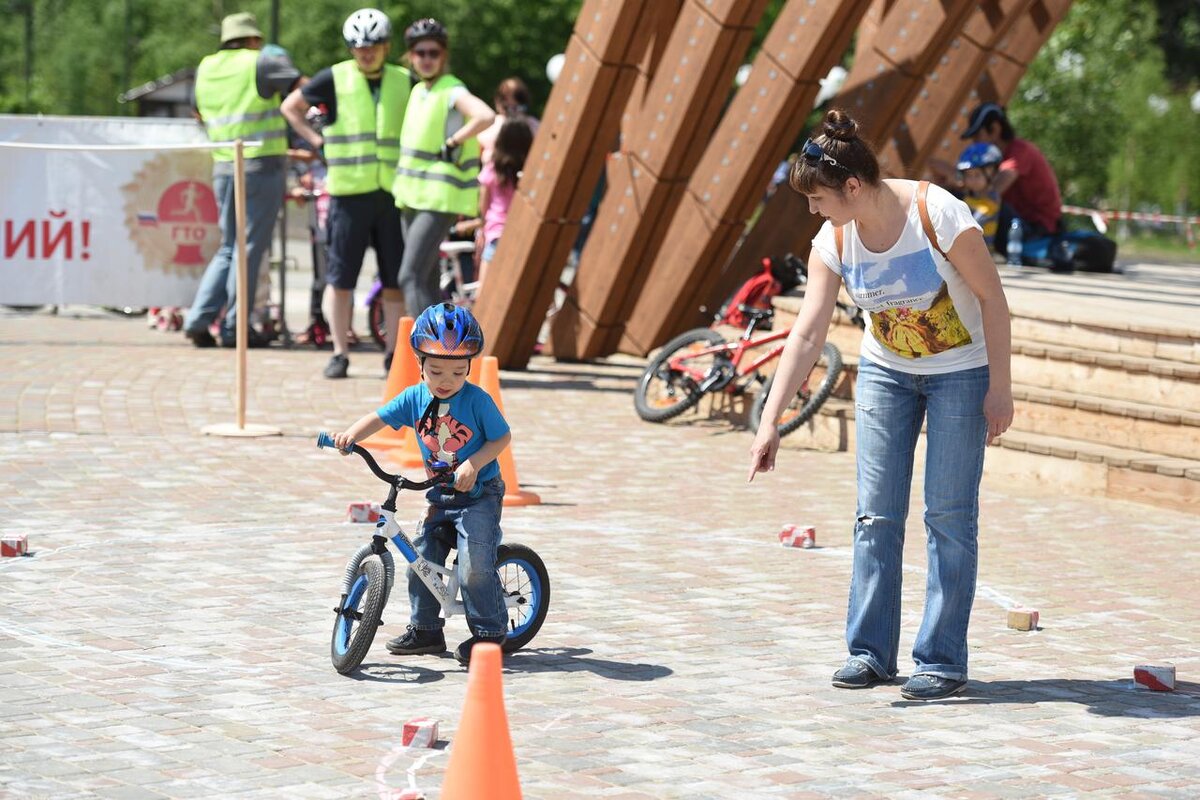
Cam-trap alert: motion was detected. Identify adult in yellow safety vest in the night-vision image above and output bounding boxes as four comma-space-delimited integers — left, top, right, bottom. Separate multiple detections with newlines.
393, 18, 494, 318
282, 8, 413, 379
183, 12, 303, 349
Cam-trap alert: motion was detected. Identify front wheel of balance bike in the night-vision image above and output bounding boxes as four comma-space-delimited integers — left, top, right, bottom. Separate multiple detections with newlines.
497, 543, 550, 653
330, 557, 388, 674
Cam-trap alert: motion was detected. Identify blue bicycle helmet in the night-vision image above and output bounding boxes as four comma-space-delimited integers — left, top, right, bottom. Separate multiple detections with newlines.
410, 302, 484, 359
957, 142, 1003, 172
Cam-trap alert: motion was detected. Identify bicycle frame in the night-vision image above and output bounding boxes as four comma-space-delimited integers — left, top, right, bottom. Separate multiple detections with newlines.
667, 322, 791, 393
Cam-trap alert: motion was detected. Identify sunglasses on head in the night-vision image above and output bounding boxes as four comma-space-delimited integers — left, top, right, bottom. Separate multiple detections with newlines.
412, 47, 443, 59
801, 138, 848, 172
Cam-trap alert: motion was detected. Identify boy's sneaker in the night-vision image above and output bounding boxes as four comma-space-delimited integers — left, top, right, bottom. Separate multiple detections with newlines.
324, 353, 349, 379
454, 634, 507, 666
386, 625, 446, 655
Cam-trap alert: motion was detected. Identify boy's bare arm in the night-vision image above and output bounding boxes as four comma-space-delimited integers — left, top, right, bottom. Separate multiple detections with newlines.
332, 412, 388, 452
454, 431, 512, 492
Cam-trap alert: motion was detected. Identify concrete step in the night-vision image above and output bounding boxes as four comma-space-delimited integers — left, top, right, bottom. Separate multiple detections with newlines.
1010, 311, 1199, 365
989, 429, 1200, 514
1011, 383, 1200, 460
1012, 341, 1200, 411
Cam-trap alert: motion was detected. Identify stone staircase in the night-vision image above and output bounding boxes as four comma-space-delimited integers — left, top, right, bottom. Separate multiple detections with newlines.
762, 268, 1200, 513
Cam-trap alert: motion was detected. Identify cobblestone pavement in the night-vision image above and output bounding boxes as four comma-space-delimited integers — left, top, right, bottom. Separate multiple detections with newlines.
2, 304, 1198, 799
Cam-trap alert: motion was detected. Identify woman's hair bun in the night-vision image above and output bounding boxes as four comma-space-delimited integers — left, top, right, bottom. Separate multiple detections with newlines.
822, 109, 858, 141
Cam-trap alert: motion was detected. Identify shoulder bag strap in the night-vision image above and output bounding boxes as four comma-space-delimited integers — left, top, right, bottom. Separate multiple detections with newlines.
916, 180, 948, 260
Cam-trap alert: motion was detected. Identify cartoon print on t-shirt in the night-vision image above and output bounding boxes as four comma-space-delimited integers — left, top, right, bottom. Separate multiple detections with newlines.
418, 400, 474, 465
844, 248, 972, 359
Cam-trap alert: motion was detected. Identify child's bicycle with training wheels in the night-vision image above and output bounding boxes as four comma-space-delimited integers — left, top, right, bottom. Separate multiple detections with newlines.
634, 254, 866, 439
316, 433, 550, 674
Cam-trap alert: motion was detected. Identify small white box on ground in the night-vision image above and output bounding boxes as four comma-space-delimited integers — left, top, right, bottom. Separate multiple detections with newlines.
779, 524, 816, 549
401, 717, 439, 748
1006, 608, 1039, 631
1134, 664, 1176, 691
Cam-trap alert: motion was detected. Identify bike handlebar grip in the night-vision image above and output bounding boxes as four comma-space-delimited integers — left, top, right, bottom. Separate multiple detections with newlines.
316, 432, 336, 449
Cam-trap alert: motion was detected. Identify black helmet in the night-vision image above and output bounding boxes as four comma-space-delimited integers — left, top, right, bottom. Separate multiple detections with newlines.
404, 18, 448, 49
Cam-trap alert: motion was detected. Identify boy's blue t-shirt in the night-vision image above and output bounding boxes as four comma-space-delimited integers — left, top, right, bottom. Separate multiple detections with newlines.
377, 382, 509, 484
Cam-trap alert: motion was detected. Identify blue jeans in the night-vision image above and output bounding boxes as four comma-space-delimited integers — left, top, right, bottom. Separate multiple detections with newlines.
183, 163, 286, 340
847, 359, 989, 681
408, 477, 507, 638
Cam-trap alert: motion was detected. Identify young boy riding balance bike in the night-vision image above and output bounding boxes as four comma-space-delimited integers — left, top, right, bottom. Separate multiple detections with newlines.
331, 302, 512, 665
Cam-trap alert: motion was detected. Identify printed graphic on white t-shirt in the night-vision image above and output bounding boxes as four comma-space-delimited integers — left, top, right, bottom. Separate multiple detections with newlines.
844, 247, 972, 359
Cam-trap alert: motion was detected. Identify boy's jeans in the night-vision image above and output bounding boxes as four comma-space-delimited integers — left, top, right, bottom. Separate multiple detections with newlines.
183, 163, 285, 341
408, 477, 507, 638
847, 359, 989, 682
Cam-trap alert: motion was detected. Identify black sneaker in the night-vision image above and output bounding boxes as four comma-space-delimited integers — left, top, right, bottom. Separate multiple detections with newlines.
185, 328, 217, 348
219, 329, 271, 349
385, 625, 446, 655
383, 351, 394, 374
832, 658, 891, 689
900, 675, 967, 701
454, 635, 507, 666
324, 353, 349, 379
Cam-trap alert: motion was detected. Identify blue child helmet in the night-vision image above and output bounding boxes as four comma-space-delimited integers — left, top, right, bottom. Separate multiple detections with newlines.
957, 142, 1003, 172
410, 302, 484, 359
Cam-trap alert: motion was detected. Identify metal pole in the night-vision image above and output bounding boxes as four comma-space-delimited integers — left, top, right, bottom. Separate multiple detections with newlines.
234, 139, 249, 429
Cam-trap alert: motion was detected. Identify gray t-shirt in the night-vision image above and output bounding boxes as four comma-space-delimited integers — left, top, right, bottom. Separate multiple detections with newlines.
196, 48, 301, 176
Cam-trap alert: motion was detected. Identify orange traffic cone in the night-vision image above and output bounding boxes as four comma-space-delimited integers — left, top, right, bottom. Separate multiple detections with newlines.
440, 643, 521, 800
468, 356, 541, 506
363, 316, 424, 467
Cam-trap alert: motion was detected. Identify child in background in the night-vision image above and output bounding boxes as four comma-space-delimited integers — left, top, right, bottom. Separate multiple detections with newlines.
956, 143, 1004, 252
462, 116, 534, 293
330, 303, 512, 666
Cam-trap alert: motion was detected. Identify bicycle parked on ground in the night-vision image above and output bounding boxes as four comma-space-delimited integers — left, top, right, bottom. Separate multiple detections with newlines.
316, 433, 549, 674
634, 253, 865, 438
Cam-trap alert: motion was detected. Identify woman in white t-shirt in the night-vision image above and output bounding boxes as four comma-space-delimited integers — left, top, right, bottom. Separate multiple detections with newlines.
748, 109, 1013, 701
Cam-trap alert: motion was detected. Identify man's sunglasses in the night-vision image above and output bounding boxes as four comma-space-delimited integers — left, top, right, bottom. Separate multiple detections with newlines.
801, 138, 848, 171
412, 48, 443, 59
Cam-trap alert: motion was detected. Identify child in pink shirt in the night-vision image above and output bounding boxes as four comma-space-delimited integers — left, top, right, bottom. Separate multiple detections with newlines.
474, 116, 533, 291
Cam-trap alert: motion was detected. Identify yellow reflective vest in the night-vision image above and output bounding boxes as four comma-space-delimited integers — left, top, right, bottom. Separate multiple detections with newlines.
324, 61, 411, 196
393, 75, 480, 216
194, 49, 287, 161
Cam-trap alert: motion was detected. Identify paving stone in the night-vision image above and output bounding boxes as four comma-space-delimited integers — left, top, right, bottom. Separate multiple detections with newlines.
3, 295, 1200, 798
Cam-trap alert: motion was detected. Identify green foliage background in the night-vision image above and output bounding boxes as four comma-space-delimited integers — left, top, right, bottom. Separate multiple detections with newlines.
0, 1, 581, 118
1, 0, 1196, 216
1009, 0, 1200, 214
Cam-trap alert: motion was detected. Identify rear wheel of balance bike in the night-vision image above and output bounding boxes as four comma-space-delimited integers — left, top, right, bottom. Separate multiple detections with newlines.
330, 557, 387, 674
749, 342, 844, 438
634, 328, 727, 423
497, 543, 550, 653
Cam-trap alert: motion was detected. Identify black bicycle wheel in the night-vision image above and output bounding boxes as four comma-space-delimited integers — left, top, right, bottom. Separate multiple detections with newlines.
497, 543, 549, 653
634, 328, 727, 423
330, 557, 387, 674
367, 295, 387, 351
749, 342, 844, 438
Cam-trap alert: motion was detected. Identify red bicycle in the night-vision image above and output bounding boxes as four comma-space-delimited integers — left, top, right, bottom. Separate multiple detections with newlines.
634, 255, 865, 437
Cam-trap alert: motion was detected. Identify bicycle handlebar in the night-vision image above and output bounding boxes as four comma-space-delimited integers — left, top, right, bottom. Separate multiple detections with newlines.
316, 432, 450, 491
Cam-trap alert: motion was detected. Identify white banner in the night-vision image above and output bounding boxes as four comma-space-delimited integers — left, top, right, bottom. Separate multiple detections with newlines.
0, 115, 220, 307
